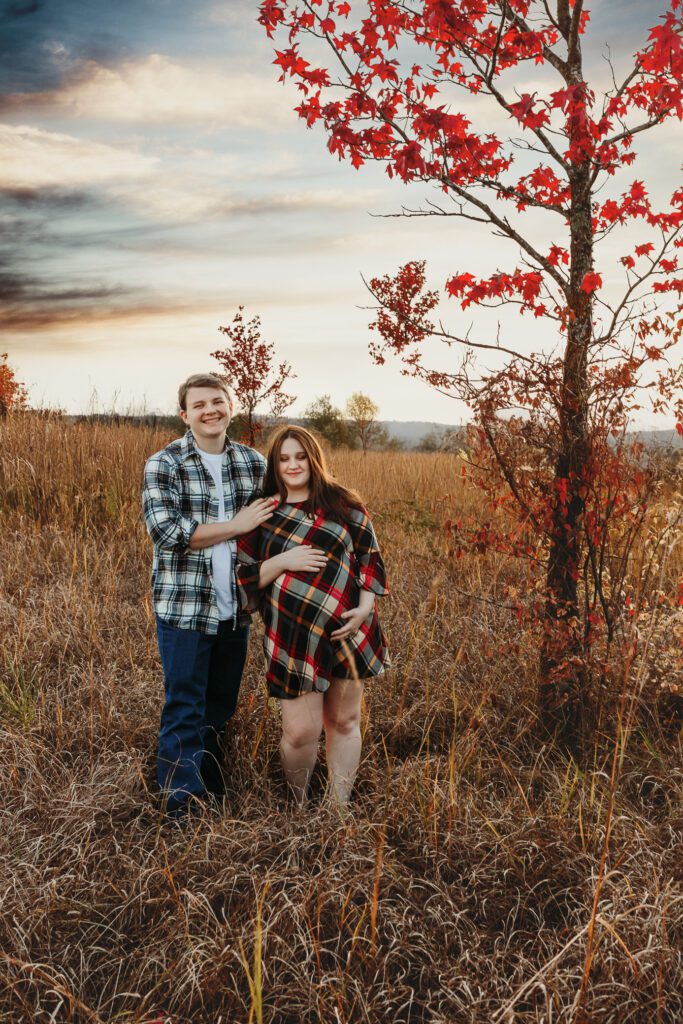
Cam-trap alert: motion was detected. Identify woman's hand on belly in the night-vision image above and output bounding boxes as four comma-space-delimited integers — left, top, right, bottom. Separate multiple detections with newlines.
259, 545, 327, 588
330, 590, 375, 641
282, 544, 328, 574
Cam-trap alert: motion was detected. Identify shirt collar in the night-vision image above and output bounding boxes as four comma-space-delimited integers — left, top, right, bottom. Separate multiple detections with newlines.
179, 429, 233, 462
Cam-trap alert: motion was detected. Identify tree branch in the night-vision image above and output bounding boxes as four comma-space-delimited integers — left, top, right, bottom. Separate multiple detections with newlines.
495, 0, 569, 78
594, 226, 683, 345
567, 0, 584, 69
361, 274, 537, 365
481, 418, 542, 531
441, 178, 570, 293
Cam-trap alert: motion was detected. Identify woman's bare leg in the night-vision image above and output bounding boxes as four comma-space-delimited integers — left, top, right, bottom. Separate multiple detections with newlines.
323, 678, 364, 804
279, 691, 324, 806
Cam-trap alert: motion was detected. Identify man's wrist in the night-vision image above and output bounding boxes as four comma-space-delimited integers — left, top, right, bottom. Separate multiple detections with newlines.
222, 518, 239, 541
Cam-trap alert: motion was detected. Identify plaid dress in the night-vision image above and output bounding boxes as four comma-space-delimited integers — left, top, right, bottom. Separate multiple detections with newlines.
236, 502, 389, 698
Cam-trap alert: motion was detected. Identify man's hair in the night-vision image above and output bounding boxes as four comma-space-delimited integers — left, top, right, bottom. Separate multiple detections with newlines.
178, 374, 232, 411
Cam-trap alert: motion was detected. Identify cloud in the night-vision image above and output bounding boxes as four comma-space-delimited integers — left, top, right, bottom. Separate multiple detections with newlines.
0, 184, 94, 209
203, 0, 260, 28
1, 54, 298, 130
0, 176, 382, 228
0, 123, 380, 250
0, 263, 129, 303
2, 1, 45, 16
0, 263, 145, 330
0, 269, 204, 332
0, 257, 204, 336
0, 303, 177, 331
119, 183, 385, 223
216, 188, 384, 215
0, 288, 355, 335
0, 124, 157, 190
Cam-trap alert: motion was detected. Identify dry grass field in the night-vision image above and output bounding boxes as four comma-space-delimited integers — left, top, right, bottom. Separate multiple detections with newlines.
1, 413, 681, 1024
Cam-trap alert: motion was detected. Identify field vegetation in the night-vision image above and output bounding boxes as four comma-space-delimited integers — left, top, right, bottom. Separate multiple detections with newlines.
0, 412, 682, 1023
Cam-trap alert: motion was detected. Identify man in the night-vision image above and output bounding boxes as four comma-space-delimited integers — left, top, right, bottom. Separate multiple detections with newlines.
142, 373, 276, 815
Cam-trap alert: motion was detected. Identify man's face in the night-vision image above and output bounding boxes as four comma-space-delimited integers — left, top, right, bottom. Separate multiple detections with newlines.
180, 387, 232, 442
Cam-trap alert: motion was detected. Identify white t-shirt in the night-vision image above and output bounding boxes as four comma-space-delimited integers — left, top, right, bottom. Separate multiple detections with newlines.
198, 450, 234, 621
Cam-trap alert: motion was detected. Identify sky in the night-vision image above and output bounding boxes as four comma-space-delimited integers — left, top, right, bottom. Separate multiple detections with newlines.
0, 0, 679, 421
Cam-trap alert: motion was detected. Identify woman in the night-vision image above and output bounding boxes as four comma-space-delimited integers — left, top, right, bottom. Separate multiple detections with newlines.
236, 425, 389, 806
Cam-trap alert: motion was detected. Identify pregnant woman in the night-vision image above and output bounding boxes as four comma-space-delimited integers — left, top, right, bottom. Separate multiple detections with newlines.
236, 425, 389, 806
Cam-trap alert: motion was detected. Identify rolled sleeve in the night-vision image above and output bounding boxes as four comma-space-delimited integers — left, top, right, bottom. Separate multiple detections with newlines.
142, 454, 198, 553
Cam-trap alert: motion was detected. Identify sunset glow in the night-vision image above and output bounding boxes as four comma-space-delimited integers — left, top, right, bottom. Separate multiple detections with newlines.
0, 0, 672, 421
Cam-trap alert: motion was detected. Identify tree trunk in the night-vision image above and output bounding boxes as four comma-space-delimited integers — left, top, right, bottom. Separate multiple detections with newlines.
246, 404, 258, 447
539, 162, 593, 747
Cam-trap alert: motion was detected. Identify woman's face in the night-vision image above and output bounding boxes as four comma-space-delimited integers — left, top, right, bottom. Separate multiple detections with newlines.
278, 437, 311, 494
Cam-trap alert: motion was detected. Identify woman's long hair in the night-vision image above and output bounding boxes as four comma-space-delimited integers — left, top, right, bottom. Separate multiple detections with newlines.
264, 425, 364, 521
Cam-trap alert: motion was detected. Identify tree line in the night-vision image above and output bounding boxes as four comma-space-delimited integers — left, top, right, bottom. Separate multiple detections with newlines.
212, 305, 464, 452
0, 353, 27, 417
0, 339, 465, 454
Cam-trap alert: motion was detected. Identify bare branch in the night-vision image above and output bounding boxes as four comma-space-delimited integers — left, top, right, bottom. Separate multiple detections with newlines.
360, 274, 537, 365
601, 114, 666, 150
442, 178, 570, 293
556, 0, 571, 40
481, 419, 542, 531
594, 226, 683, 345
543, 0, 562, 35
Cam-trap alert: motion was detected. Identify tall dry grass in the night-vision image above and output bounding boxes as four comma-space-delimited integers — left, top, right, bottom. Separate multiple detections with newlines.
0, 413, 681, 1024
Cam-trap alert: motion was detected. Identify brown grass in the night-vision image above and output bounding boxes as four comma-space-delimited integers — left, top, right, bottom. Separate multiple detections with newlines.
0, 413, 681, 1024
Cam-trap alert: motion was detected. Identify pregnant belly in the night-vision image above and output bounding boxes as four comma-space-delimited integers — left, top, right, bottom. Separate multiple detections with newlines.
274, 573, 354, 625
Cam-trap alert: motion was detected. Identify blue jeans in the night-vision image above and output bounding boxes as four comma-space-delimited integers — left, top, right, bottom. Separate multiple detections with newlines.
155, 615, 249, 813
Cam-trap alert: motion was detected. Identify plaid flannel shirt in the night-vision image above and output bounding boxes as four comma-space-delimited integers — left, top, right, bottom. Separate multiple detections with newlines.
142, 430, 266, 633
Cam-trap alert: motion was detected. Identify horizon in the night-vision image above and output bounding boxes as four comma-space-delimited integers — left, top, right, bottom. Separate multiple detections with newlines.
23, 403, 683, 447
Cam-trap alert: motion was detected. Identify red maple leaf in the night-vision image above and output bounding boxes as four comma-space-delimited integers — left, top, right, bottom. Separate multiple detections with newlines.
509, 93, 550, 130
580, 272, 602, 294
446, 272, 476, 298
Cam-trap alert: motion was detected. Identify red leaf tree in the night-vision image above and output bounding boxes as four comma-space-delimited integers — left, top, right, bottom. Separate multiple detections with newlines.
212, 307, 296, 446
259, 0, 683, 742
0, 353, 28, 416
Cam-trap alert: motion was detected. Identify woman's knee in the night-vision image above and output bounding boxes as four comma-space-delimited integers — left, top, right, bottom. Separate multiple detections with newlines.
324, 708, 361, 737
281, 718, 321, 750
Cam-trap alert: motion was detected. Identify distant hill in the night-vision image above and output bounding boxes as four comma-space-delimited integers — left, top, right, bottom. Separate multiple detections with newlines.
379, 420, 465, 446
61, 412, 682, 450
628, 429, 683, 449
379, 423, 683, 449
379, 422, 683, 449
